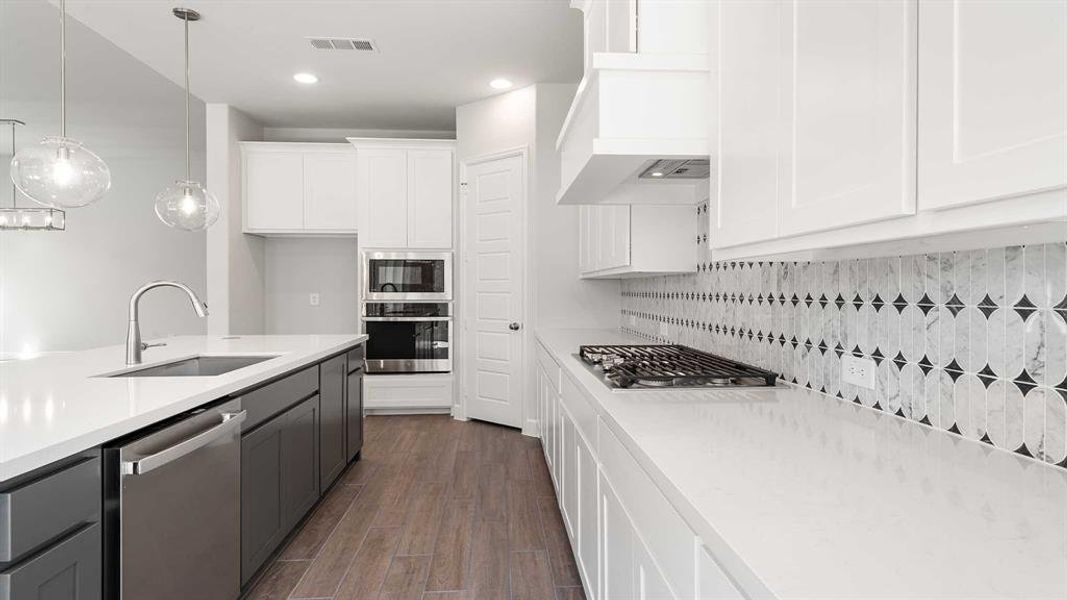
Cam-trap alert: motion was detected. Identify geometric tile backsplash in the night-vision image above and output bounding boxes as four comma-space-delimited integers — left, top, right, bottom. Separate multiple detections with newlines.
621, 203, 1067, 468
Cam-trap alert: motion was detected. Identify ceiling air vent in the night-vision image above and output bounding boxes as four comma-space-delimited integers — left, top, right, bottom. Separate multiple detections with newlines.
638, 159, 711, 180
307, 37, 378, 52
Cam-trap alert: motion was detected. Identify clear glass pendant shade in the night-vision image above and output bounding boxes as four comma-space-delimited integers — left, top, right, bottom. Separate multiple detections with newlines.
10, 136, 110, 208
154, 179, 219, 231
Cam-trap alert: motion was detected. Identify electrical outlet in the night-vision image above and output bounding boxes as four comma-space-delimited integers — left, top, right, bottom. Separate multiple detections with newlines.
309, 293, 320, 307
842, 355, 876, 389
659, 322, 669, 337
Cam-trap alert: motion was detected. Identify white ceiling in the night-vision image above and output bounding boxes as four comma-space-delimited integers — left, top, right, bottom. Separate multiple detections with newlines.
61, 0, 584, 132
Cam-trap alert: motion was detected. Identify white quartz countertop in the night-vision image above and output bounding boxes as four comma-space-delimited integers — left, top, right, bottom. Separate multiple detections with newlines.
0, 334, 367, 481
537, 328, 1067, 600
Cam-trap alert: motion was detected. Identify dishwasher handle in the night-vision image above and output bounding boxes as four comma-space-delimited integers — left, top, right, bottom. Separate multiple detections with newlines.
122, 410, 247, 475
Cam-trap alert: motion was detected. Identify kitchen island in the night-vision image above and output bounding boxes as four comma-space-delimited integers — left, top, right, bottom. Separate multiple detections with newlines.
535, 328, 1067, 600
0, 334, 366, 600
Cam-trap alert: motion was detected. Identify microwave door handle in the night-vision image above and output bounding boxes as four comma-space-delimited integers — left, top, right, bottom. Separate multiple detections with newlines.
363, 316, 452, 322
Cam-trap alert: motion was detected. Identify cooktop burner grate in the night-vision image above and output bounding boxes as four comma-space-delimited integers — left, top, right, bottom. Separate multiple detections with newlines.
579, 344, 778, 389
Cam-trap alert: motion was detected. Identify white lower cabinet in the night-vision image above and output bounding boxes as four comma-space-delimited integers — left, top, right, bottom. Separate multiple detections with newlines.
535, 342, 749, 600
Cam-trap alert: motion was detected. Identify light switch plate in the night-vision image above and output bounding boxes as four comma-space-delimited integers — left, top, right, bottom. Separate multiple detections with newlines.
842, 355, 876, 389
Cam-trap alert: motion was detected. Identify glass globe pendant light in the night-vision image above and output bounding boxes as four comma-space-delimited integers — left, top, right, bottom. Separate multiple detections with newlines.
154, 7, 219, 231
9, 0, 111, 209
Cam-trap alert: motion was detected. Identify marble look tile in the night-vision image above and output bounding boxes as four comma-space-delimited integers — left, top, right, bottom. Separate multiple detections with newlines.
883, 308, 901, 363
1044, 390, 1067, 465
1047, 311, 1067, 390
925, 307, 943, 366
985, 307, 1007, 378
900, 363, 925, 421
986, 247, 1007, 307
1048, 243, 1067, 307
923, 254, 941, 303
1024, 311, 1048, 385
901, 254, 925, 303
1005, 246, 1025, 306
1024, 387, 1049, 460
1025, 245, 1048, 307
901, 305, 925, 363
1003, 378, 1026, 451
1005, 309, 1027, 379
986, 379, 1009, 449
961, 249, 987, 306
859, 304, 878, 355
967, 307, 988, 375
954, 374, 986, 441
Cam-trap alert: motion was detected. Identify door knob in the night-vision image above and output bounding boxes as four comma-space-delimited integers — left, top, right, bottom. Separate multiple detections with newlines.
509, 322, 521, 331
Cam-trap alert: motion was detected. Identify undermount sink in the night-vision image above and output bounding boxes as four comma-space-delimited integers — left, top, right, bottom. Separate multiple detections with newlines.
105, 355, 279, 378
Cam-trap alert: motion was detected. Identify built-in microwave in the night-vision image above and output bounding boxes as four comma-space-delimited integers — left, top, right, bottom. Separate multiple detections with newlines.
362, 251, 452, 301
362, 302, 452, 373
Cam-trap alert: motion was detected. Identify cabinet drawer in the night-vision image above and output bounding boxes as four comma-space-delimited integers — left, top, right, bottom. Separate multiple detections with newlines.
0, 522, 101, 600
0, 456, 100, 562
239, 366, 318, 431
536, 342, 561, 392
561, 375, 596, 448
346, 345, 365, 372
598, 419, 696, 599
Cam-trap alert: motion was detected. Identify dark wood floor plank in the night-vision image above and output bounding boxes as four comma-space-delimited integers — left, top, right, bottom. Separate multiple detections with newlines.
280, 484, 364, 560
507, 480, 547, 552
373, 468, 422, 529
423, 592, 473, 600
510, 551, 556, 600
527, 448, 555, 498
468, 519, 509, 600
535, 496, 581, 588
290, 488, 382, 598
475, 463, 507, 522
379, 555, 432, 600
451, 450, 479, 499
333, 526, 403, 600
554, 586, 586, 600
425, 497, 476, 592
396, 481, 448, 556
243, 560, 309, 600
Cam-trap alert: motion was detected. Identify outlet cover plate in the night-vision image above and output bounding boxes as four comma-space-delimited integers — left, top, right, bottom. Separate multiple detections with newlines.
842, 355, 876, 389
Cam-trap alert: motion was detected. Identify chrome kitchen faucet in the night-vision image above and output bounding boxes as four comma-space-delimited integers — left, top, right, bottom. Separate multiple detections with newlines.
126, 281, 208, 365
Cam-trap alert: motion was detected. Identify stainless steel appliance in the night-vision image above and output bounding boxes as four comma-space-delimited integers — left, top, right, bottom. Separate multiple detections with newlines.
363, 301, 452, 373
363, 251, 452, 301
578, 344, 778, 390
104, 398, 246, 599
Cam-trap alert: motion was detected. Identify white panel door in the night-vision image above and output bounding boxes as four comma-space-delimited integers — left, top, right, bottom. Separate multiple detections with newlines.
408, 149, 454, 248
244, 150, 303, 230
918, 0, 1067, 209
303, 152, 357, 231
357, 148, 408, 248
778, 0, 917, 236
463, 154, 525, 428
713, 0, 782, 248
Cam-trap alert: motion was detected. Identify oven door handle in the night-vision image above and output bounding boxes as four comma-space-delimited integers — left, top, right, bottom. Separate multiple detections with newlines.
363, 316, 452, 322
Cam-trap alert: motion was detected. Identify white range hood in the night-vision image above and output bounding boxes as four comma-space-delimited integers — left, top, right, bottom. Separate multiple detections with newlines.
555, 0, 711, 206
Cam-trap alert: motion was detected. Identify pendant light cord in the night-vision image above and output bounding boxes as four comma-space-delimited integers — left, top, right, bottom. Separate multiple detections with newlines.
59, 0, 66, 138
184, 13, 191, 182
9, 121, 17, 209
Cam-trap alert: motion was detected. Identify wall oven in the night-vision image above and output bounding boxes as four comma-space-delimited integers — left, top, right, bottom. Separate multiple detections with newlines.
363, 302, 452, 373
363, 251, 452, 301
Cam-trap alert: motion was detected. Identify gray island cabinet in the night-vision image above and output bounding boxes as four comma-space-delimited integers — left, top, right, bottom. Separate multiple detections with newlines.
0, 340, 365, 600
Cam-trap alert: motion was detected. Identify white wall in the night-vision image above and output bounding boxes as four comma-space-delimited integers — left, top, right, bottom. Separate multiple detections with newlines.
455, 84, 619, 432
205, 103, 265, 335
263, 127, 455, 143
263, 237, 360, 335
0, 0, 207, 355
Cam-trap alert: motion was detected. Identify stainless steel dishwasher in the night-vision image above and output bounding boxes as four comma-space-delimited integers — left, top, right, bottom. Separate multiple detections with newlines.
103, 398, 245, 600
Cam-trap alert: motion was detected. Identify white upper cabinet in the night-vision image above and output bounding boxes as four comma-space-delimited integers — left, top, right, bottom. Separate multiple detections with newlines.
579, 204, 695, 279
356, 147, 408, 248
777, 0, 917, 236
242, 143, 357, 235
352, 140, 455, 249
918, 0, 1066, 209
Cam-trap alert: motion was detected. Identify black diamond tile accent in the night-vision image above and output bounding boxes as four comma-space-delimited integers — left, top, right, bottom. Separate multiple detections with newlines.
918, 293, 934, 307
778, 334, 786, 344
804, 293, 814, 307
1014, 370, 1038, 395
919, 302, 935, 316
979, 433, 993, 446
919, 416, 932, 426
945, 359, 963, 373
978, 364, 997, 379
1054, 293, 1067, 311
895, 408, 905, 418
1016, 445, 1034, 459
892, 293, 908, 313
757, 293, 765, 305
945, 293, 964, 317
977, 293, 997, 308
790, 294, 800, 306
1056, 374, 1067, 391
893, 351, 907, 365
978, 304, 998, 319
834, 294, 846, 309
852, 294, 864, 309
851, 345, 863, 357
836, 391, 844, 399
790, 337, 799, 348
918, 355, 934, 375
819, 294, 829, 308
778, 293, 787, 304
977, 372, 996, 389
948, 424, 962, 435
871, 348, 885, 365
1014, 295, 1038, 321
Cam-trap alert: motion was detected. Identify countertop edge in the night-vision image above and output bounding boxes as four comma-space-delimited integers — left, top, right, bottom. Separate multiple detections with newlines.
0, 335, 368, 482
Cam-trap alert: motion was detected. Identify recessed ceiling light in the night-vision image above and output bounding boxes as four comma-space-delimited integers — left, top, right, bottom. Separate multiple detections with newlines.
650, 171, 664, 177
293, 72, 319, 84
489, 78, 513, 90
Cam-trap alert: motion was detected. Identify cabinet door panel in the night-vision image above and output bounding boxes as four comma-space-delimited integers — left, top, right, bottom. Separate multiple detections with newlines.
304, 153, 357, 231
282, 395, 320, 532
357, 148, 408, 247
408, 149, 453, 247
713, 0, 782, 247
0, 523, 101, 600
560, 410, 577, 538
240, 419, 285, 583
346, 369, 364, 462
600, 475, 634, 600
319, 356, 347, 491
918, 0, 1066, 209
635, 537, 677, 600
577, 434, 599, 600
778, 0, 917, 236
245, 151, 304, 230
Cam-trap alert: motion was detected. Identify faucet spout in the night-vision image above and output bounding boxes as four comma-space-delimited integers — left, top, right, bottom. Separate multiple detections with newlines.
126, 280, 208, 365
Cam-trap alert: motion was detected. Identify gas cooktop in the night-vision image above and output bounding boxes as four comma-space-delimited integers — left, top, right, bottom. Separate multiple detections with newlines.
578, 344, 778, 390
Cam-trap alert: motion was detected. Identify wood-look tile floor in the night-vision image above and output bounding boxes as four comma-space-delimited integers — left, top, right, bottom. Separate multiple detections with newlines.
244, 415, 585, 600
